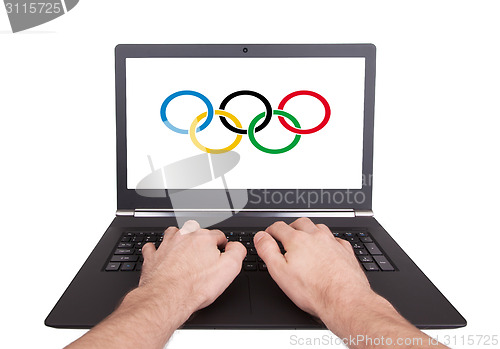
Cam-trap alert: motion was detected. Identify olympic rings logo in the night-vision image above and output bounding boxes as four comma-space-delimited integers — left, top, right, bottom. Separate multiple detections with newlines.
160, 90, 331, 154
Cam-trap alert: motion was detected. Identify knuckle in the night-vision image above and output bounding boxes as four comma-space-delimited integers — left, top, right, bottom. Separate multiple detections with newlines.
317, 223, 328, 231
270, 221, 286, 230
296, 217, 311, 224
342, 240, 352, 248
164, 226, 176, 233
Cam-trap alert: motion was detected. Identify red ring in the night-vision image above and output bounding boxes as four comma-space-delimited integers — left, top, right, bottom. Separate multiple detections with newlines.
277, 90, 331, 135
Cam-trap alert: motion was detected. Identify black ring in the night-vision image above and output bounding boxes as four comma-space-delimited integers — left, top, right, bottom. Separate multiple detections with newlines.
219, 90, 273, 134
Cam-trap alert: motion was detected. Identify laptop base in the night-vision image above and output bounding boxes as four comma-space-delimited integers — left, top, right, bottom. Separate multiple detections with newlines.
45, 215, 466, 329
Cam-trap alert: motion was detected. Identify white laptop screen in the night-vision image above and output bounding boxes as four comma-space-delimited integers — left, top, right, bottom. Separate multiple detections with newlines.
125, 57, 365, 190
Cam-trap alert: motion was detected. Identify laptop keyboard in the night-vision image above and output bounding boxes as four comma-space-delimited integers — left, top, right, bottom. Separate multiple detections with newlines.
104, 229, 395, 272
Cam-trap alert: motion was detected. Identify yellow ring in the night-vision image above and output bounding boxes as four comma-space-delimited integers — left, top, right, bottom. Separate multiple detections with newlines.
189, 110, 243, 154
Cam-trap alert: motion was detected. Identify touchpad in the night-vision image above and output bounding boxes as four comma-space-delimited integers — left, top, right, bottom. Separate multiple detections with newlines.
249, 274, 320, 327
185, 273, 251, 326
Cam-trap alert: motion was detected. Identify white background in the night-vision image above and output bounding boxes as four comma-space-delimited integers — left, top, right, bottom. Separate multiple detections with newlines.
1, 1, 499, 348
126, 57, 364, 189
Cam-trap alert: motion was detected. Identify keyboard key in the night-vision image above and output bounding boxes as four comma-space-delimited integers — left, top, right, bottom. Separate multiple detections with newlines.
107, 229, 395, 273
363, 263, 379, 271
243, 263, 257, 271
351, 242, 364, 249
374, 256, 395, 271
358, 255, 373, 263
105, 262, 120, 271
121, 262, 136, 271
114, 249, 134, 255
364, 243, 382, 255
111, 255, 139, 262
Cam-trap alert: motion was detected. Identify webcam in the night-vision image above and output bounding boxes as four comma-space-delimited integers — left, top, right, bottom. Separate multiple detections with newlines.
242, 47, 248, 53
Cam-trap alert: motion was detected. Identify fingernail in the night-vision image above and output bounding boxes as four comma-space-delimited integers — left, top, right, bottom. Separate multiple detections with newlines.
254, 231, 266, 244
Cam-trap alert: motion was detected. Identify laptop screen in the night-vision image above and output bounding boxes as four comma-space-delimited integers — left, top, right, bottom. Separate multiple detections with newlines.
125, 57, 365, 190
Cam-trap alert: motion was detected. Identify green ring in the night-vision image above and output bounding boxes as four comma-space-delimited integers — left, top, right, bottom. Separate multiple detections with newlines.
248, 110, 301, 154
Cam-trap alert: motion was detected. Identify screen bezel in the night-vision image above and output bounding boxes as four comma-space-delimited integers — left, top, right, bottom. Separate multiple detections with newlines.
115, 44, 376, 210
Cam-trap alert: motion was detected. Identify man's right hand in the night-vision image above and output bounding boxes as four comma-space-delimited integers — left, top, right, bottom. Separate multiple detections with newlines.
254, 218, 449, 349
253, 217, 376, 321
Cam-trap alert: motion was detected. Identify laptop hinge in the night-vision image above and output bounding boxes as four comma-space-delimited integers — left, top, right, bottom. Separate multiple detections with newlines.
126, 208, 360, 218
117, 209, 372, 218
116, 209, 135, 216
355, 210, 374, 217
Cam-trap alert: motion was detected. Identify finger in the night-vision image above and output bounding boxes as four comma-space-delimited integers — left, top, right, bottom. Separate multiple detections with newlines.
316, 223, 332, 235
335, 237, 354, 254
289, 217, 318, 233
195, 229, 228, 249
179, 220, 201, 235
142, 242, 156, 261
254, 231, 286, 270
210, 229, 228, 248
221, 241, 247, 265
163, 226, 179, 242
216, 241, 247, 288
265, 221, 296, 247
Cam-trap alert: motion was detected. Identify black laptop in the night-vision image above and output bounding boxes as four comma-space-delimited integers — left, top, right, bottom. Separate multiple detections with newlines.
45, 44, 466, 329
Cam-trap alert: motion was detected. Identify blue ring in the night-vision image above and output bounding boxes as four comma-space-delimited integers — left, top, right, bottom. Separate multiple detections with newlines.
160, 90, 214, 134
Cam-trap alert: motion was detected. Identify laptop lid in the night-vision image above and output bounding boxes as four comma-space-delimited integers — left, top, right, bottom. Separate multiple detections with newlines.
115, 44, 375, 212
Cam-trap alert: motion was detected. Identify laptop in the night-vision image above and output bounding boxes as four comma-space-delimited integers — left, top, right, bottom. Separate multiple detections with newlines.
45, 44, 466, 329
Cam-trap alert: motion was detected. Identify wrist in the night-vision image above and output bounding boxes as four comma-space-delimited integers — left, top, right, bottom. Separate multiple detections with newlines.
120, 284, 195, 330
319, 290, 403, 337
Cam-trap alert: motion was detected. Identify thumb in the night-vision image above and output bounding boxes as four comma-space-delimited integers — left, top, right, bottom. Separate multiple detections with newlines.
142, 242, 156, 262
212, 241, 247, 296
254, 231, 286, 271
